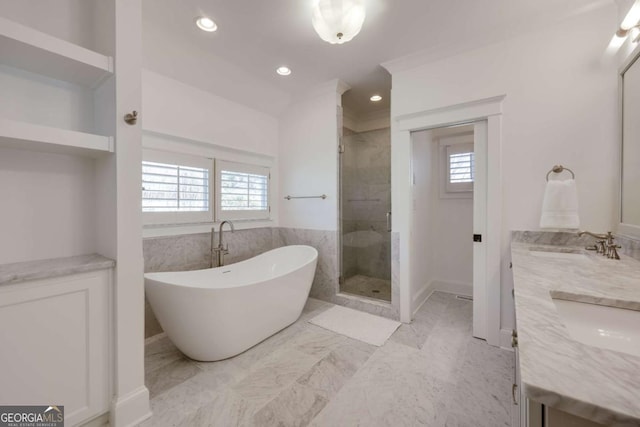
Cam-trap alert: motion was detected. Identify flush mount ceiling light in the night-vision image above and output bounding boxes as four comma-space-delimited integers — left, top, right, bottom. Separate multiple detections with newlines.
370, 94, 382, 102
276, 66, 292, 76
312, 0, 366, 44
195, 16, 217, 32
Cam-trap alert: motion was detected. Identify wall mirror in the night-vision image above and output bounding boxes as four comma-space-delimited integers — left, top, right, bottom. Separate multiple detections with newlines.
619, 44, 640, 238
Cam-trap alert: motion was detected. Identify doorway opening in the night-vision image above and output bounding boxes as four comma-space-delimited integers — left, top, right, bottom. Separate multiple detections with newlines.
409, 120, 489, 340
411, 123, 475, 298
393, 95, 503, 343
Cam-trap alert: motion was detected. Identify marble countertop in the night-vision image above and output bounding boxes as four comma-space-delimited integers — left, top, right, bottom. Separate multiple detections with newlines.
511, 240, 640, 425
0, 254, 115, 286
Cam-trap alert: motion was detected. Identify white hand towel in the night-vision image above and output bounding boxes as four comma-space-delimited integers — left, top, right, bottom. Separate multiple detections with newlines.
540, 179, 580, 229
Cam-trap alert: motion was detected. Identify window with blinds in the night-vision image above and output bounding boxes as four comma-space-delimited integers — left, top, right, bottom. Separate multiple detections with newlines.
142, 161, 210, 212
141, 150, 213, 225
444, 141, 474, 194
449, 152, 474, 184
216, 160, 270, 220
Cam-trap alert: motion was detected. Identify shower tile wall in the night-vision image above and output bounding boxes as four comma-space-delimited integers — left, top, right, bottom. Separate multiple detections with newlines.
274, 228, 339, 301
143, 228, 274, 274
342, 127, 391, 281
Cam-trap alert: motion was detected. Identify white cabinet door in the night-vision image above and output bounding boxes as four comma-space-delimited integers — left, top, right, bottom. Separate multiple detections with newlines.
0, 270, 111, 426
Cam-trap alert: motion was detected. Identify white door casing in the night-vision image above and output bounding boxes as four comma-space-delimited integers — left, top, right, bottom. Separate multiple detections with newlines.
393, 95, 503, 346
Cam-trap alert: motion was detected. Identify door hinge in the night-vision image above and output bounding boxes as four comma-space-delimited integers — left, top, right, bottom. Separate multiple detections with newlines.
473, 234, 482, 242
338, 145, 345, 154
338, 275, 344, 285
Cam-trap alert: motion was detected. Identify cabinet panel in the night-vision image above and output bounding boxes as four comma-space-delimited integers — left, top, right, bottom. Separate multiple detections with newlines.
0, 270, 110, 426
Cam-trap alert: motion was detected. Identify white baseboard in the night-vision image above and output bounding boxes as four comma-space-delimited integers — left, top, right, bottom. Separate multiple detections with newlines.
411, 279, 474, 318
110, 386, 151, 427
79, 412, 109, 427
500, 328, 515, 351
411, 280, 435, 318
430, 279, 473, 297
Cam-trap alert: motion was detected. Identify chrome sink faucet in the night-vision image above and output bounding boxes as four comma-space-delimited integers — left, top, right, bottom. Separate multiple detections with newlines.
578, 231, 620, 260
211, 221, 235, 267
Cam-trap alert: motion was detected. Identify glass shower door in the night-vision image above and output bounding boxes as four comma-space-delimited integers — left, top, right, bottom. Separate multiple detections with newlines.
339, 126, 391, 301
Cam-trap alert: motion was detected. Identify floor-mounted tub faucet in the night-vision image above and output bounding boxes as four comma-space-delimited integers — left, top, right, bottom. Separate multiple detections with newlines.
212, 221, 235, 267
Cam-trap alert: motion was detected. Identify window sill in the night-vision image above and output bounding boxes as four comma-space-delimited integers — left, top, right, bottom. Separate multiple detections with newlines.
142, 218, 275, 238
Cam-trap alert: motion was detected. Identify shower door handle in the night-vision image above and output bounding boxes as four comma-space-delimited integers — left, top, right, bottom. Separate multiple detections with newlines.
386, 211, 392, 232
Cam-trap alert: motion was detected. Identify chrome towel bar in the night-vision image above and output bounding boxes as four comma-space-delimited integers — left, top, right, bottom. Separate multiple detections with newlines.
284, 194, 327, 200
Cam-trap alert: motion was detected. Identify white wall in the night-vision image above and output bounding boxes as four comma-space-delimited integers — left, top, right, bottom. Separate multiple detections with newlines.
278, 83, 344, 231
410, 130, 434, 313
0, 148, 97, 264
389, 4, 620, 331
141, 70, 279, 157
0, 66, 96, 134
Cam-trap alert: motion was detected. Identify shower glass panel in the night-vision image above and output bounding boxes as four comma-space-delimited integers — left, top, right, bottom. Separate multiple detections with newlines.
339, 127, 391, 301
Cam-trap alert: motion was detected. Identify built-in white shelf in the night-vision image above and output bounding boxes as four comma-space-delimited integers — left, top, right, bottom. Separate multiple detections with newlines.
0, 118, 114, 157
0, 16, 113, 87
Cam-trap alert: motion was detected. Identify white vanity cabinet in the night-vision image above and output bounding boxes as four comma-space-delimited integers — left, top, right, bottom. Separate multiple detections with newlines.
0, 269, 112, 426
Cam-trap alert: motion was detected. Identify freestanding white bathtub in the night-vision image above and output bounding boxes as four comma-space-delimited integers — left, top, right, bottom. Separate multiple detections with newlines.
144, 245, 318, 361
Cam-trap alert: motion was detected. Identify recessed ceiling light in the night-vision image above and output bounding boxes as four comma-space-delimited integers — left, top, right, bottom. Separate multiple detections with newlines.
370, 95, 382, 102
276, 66, 292, 76
195, 16, 217, 32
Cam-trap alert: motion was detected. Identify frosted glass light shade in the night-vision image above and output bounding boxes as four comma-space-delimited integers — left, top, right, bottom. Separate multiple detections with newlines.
312, 0, 366, 44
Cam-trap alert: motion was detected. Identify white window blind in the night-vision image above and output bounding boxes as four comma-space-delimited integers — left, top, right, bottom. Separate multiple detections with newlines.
449, 151, 475, 184
216, 160, 270, 220
442, 140, 474, 195
142, 149, 213, 225
142, 161, 210, 212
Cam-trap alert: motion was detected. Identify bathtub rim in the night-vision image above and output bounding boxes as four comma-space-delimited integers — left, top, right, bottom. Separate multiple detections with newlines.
144, 244, 318, 290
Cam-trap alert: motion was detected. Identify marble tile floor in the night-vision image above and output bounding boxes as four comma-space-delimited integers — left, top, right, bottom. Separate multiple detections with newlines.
341, 274, 392, 302
141, 292, 513, 427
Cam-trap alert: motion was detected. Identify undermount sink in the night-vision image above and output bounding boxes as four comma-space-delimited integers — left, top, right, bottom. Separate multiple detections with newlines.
529, 247, 590, 261
552, 297, 640, 357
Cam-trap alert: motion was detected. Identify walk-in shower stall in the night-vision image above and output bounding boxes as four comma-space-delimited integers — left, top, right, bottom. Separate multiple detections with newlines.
339, 126, 391, 301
